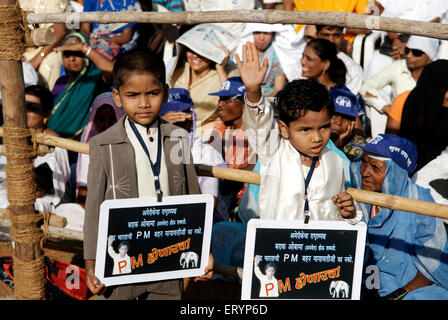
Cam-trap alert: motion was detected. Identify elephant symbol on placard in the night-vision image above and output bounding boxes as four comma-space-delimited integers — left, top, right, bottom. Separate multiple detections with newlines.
180, 251, 199, 269
329, 280, 350, 298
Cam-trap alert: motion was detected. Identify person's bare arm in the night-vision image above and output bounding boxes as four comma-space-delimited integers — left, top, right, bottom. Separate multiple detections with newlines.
283, 0, 294, 11
54, 42, 114, 82
194, 252, 214, 282
216, 46, 231, 84
30, 23, 68, 69
403, 271, 433, 293
85, 259, 106, 296
269, 74, 286, 97
385, 116, 401, 135
80, 22, 91, 39
108, 27, 134, 45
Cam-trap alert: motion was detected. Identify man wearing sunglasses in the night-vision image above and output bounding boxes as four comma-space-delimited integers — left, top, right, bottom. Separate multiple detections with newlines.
359, 35, 439, 137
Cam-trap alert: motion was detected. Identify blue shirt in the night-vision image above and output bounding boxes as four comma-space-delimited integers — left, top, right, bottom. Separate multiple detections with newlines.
152, 0, 184, 12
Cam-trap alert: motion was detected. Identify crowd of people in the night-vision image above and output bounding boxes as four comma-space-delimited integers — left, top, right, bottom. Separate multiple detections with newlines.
0, 0, 448, 300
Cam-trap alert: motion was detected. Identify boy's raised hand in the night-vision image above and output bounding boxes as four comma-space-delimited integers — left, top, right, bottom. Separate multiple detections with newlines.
235, 41, 269, 103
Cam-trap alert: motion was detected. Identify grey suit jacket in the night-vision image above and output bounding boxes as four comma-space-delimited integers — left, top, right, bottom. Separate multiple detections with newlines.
83, 116, 201, 260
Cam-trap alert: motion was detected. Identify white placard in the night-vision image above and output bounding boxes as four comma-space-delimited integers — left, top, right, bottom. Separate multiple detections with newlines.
95, 194, 214, 287
241, 219, 367, 300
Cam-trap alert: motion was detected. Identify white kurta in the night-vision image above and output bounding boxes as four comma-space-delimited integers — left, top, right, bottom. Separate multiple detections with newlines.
242, 95, 361, 223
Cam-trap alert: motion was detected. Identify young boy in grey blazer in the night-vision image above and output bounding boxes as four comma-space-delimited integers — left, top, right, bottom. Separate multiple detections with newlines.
83, 49, 214, 300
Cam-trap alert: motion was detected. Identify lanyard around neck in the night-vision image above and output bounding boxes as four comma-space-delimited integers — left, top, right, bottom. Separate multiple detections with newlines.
129, 120, 163, 201
303, 157, 318, 224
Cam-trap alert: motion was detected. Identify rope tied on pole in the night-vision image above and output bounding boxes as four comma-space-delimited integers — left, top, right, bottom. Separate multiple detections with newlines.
2, 127, 37, 206
11, 255, 46, 300
7, 207, 50, 249
0, 3, 33, 61
1, 125, 48, 299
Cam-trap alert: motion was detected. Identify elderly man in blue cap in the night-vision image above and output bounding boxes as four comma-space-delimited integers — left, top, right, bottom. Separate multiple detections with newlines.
350, 134, 448, 300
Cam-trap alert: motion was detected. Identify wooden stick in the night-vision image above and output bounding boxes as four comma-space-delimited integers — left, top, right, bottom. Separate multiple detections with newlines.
33, 132, 89, 155
2, 130, 447, 220
26, 10, 448, 40
0, 128, 89, 154
0, 208, 67, 228
346, 187, 448, 219
30, 27, 55, 47
0, 218, 83, 241
195, 164, 260, 185
196, 164, 448, 220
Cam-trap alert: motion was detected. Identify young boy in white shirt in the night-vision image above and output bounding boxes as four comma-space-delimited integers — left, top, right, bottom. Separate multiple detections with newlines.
254, 255, 279, 297
235, 42, 360, 223
107, 236, 131, 275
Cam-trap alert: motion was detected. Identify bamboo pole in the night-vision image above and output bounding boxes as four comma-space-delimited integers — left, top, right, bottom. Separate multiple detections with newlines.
0, 128, 89, 154
2, 131, 448, 220
195, 164, 260, 185
346, 188, 448, 219
26, 10, 448, 40
0, 0, 46, 300
196, 165, 448, 220
0, 218, 84, 241
34, 131, 89, 155
0, 208, 67, 228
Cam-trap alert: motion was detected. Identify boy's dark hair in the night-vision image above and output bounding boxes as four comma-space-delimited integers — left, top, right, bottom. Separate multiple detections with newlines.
25, 85, 54, 115
265, 263, 277, 273
276, 79, 334, 124
113, 49, 166, 89
118, 241, 129, 249
306, 38, 347, 86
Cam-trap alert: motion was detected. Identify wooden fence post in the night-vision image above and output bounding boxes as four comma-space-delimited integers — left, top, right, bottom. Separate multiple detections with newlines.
0, 0, 46, 300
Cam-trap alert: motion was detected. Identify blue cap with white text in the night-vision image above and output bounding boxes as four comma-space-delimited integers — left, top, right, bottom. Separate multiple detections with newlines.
357, 134, 418, 174
161, 88, 193, 115
209, 76, 246, 97
329, 86, 359, 118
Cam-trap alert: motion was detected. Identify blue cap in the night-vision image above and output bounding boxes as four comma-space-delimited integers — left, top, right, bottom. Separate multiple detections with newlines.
329, 86, 359, 118
161, 88, 193, 115
209, 77, 246, 97
357, 134, 418, 174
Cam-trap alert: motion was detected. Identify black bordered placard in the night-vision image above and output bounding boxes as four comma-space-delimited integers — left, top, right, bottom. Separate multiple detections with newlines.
242, 219, 367, 300
95, 194, 214, 286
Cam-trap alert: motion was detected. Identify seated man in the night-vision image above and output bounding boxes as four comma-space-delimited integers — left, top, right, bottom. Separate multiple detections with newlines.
209, 76, 256, 222
316, 25, 364, 95
350, 134, 448, 300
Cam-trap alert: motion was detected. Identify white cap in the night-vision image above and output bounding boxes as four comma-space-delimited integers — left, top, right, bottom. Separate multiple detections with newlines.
407, 35, 440, 61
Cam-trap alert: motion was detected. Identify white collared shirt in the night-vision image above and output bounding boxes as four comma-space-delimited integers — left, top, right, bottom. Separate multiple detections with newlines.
337, 51, 364, 95
125, 117, 170, 198
359, 59, 416, 111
